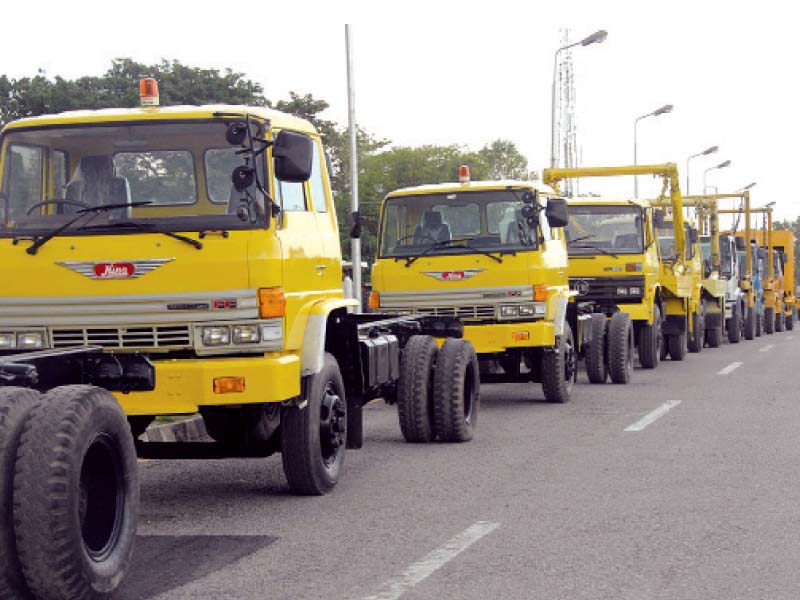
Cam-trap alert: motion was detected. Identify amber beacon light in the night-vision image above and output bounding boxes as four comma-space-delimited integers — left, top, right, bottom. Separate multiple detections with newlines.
139, 78, 160, 107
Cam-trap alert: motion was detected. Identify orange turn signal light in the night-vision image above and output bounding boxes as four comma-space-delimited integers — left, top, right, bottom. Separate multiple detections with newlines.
368, 291, 380, 310
512, 331, 530, 341
259, 287, 286, 318
533, 285, 549, 302
213, 377, 246, 394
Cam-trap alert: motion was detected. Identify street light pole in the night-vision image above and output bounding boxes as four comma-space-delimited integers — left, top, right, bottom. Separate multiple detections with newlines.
685, 145, 718, 195
703, 159, 731, 194
549, 29, 607, 168
633, 104, 673, 198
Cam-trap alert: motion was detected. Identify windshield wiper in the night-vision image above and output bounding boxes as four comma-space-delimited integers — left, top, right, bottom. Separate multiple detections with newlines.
567, 234, 596, 245
21, 202, 152, 255
568, 243, 618, 258
79, 221, 203, 250
404, 239, 504, 267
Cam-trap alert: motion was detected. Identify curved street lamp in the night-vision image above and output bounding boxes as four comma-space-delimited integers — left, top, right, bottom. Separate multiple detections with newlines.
703, 160, 731, 193
686, 145, 718, 195
550, 30, 608, 168
633, 104, 673, 197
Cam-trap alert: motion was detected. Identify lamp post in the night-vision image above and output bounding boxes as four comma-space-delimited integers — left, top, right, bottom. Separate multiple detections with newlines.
738, 182, 757, 192
703, 160, 731, 194
550, 29, 607, 168
685, 145, 718, 195
633, 104, 673, 197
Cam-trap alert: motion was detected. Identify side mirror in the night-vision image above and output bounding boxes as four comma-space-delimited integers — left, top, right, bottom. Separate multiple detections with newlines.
653, 209, 666, 228
273, 130, 313, 183
545, 197, 569, 228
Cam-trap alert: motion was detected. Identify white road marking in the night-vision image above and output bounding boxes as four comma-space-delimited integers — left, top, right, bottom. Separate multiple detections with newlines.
759, 344, 775, 353
718, 362, 743, 375
361, 521, 501, 600
624, 400, 682, 432
786, 336, 794, 341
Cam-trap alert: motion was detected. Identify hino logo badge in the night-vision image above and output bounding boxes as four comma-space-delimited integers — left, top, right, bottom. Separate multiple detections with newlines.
423, 269, 485, 281
573, 280, 591, 295
56, 258, 174, 279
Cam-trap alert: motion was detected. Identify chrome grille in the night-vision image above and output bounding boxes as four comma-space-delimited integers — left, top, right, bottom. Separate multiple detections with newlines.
51, 325, 192, 350
415, 305, 496, 319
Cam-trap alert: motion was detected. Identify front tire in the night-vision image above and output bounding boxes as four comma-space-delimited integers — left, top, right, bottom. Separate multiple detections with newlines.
744, 305, 756, 340
14, 386, 139, 600
607, 312, 634, 384
687, 304, 705, 353
728, 302, 742, 343
776, 302, 786, 332
0, 388, 41, 600
639, 305, 662, 368
786, 306, 795, 331
585, 313, 608, 384
397, 335, 438, 443
541, 323, 575, 403
765, 307, 775, 334
282, 353, 347, 495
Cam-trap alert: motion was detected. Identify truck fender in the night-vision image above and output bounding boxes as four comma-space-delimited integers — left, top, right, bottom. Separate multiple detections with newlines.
549, 288, 577, 337
300, 299, 359, 377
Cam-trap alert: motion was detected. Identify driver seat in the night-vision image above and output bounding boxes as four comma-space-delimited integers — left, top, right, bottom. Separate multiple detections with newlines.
64, 155, 131, 219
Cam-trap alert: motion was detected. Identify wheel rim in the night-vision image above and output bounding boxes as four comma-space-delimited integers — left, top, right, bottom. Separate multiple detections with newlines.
319, 383, 345, 468
564, 333, 576, 386
80, 434, 125, 562
463, 362, 476, 425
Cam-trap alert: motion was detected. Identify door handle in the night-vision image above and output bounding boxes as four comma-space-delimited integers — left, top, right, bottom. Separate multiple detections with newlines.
315, 265, 327, 275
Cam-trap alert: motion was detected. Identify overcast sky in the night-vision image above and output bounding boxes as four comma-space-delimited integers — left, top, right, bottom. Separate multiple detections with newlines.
4, 1, 798, 226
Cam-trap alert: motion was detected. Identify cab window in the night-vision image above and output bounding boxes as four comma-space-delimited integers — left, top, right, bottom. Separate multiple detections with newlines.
3, 144, 43, 217
308, 142, 328, 213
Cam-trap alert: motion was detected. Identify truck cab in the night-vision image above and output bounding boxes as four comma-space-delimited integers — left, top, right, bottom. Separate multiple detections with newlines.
371, 173, 578, 403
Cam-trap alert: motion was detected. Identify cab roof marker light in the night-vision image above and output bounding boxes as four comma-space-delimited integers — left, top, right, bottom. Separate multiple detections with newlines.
140, 78, 159, 107
458, 165, 471, 184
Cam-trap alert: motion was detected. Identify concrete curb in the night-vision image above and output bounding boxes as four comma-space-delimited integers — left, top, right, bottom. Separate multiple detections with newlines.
140, 414, 208, 442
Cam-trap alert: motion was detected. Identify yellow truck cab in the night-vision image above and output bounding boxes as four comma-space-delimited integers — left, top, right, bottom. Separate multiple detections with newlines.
0, 81, 480, 599
371, 169, 581, 403
749, 227, 796, 331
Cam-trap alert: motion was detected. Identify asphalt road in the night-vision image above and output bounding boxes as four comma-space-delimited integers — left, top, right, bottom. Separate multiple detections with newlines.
126, 329, 800, 600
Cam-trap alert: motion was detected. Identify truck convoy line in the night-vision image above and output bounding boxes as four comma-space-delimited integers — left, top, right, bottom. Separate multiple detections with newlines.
0, 81, 794, 600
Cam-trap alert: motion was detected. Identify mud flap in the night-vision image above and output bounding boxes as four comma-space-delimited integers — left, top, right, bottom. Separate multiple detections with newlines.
661, 314, 687, 337
346, 394, 363, 449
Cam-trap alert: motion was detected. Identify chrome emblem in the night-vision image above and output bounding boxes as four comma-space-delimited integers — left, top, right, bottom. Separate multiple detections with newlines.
56, 258, 174, 280
573, 279, 590, 295
423, 269, 485, 282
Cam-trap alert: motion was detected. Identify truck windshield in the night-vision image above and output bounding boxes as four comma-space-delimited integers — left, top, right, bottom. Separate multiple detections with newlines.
378, 189, 540, 258
565, 205, 644, 255
0, 121, 268, 237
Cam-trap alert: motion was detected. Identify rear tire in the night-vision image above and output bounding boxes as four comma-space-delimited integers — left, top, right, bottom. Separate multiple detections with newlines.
706, 324, 722, 348
397, 335, 438, 443
639, 305, 662, 369
776, 303, 785, 332
281, 353, 347, 495
585, 313, 607, 384
541, 323, 575, 403
433, 339, 479, 442
786, 306, 795, 331
607, 312, 634, 384
14, 386, 138, 600
755, 310, 763, 337
0, 388, 41, 600
764, 307, 775, 334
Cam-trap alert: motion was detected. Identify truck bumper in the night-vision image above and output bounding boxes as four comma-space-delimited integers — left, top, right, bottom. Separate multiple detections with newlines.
618, 302, 652, 323
115, 354, 301, 416
461, 321, 555, 354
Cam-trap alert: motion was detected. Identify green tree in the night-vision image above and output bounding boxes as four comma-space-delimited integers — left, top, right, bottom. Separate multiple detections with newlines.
475, 139, 530, 180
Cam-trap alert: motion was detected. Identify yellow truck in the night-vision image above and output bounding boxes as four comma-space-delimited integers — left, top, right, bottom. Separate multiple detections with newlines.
543, 164, 702, 366
0, 80, 477, 599
370, 167, 589, 403
750, 227, 796, 331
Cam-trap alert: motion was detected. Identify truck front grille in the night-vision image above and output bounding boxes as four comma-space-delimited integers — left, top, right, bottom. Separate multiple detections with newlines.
415, 305, 496, 319
51, 325, 192, 350
569, 276, 645, 303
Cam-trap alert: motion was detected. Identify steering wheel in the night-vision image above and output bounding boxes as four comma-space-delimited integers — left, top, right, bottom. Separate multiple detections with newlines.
25, 199, 92, 215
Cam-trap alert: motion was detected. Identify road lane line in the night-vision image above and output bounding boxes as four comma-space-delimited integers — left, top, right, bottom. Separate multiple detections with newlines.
759, 344, 775, 353
624, 401, 682, 432
718, 362, 743, 375
786, 336, 794, 341
361, 521, 500, 600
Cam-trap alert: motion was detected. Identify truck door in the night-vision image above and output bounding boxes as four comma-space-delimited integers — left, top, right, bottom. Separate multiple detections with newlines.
306, 140, 343, 297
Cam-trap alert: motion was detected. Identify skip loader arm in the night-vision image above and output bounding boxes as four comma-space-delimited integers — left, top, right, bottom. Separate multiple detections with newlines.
543, 163, 686, 263
712, 191, 754, 280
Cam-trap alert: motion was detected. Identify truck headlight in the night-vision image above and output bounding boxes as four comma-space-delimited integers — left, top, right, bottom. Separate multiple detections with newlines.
500, 305, 519, 317
629, 286, 642, 296
0, 333, 15, 349
232, 325, 260, 344
518, 304, 536, 316
202, 326, 230, 346
616, 287, 629, 296
16, 332, 44, 349
260, 322, 283, 343
533, 302, 546, 316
